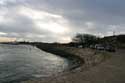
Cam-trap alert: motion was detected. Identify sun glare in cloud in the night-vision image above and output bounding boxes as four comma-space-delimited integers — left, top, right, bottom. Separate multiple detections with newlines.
60, 36, 72, 43
19, 6, 70, 34
0, 32, 7, 36
0, 32, 16, 42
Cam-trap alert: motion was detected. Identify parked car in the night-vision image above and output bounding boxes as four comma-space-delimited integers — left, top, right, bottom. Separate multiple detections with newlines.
95, 44, 105, 50
105, 45, 116, 52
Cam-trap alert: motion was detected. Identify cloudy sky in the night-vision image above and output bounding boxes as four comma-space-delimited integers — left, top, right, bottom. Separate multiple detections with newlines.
0, 0, 125, 43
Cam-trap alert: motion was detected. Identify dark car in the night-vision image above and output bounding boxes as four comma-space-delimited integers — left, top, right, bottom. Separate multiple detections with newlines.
105, 46, 116, 52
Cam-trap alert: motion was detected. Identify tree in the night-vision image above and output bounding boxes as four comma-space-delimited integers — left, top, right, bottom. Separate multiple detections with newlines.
72, 33, 98, 47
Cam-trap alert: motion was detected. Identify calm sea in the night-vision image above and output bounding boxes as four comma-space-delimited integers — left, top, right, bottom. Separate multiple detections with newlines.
0, 44, 71, 83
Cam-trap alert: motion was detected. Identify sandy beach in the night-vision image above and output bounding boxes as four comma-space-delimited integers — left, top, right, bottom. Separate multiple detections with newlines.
21, 45, 125, 83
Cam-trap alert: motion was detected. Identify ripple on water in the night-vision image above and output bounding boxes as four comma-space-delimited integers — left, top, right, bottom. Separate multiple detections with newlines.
0, 44, 72, 83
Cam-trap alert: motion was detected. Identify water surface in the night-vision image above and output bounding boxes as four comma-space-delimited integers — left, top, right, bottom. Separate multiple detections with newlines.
0, 44, 71, 83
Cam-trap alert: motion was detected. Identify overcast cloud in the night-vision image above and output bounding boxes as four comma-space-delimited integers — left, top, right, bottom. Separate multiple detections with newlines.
0, 0, 125, 43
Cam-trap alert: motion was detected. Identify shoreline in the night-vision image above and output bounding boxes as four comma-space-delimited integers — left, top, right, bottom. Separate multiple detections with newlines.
22, 43, 111, 83
35, 44, 85, 70
0, 43, 112, 83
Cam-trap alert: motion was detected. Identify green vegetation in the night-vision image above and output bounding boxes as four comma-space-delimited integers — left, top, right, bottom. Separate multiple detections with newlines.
72, 33, 98, 47
69, 33, 125, 49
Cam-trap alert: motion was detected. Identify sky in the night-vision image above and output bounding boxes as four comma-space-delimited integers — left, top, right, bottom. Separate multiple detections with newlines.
0, 0, 125, 43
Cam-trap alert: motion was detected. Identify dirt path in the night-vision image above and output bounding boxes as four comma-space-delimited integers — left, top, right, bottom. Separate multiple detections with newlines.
72, 49, 125, 83
49, 49, 125, 83
23, 49, 125, 83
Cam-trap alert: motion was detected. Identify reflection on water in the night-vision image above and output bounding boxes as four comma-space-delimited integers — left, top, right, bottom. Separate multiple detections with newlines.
0, 44, 70, 83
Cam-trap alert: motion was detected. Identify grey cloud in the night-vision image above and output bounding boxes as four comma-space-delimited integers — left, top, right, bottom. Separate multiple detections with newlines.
0, 0, 125, 43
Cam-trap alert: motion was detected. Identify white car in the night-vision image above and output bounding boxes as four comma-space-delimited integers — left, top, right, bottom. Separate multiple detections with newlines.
95, 44, 105, 50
